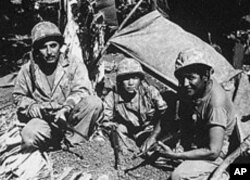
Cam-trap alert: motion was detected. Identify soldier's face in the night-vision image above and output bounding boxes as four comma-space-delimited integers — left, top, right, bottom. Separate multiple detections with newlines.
178, 72, 206, 97
38, 41, 60, 64
122, 74, 141, 94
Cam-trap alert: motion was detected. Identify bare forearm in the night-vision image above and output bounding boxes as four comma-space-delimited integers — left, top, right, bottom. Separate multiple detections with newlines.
165, 148, 219, 161
159, 125, 225, 161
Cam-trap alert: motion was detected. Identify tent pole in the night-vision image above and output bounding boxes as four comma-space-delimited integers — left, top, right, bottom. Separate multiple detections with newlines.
117, 0, 144, 32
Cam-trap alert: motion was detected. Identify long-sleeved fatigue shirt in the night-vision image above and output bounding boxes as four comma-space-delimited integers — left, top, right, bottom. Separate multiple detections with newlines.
103, 81, 167, 133
13, 52, 93, 122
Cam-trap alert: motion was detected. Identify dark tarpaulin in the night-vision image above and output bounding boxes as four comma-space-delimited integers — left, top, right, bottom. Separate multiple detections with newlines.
109, 10, 240, 89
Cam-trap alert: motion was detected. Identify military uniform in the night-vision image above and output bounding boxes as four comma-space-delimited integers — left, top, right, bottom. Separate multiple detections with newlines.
103, 81, 167, 140
170, 48, 236, 180
102, 58, 167, 145
13, 21, 103, 148
174, 79, 236, 180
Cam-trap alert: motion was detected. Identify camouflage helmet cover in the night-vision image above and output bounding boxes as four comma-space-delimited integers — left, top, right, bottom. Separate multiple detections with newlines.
116, 57, 144, 79
31, 21, 63, 49
174, 48, 214, 78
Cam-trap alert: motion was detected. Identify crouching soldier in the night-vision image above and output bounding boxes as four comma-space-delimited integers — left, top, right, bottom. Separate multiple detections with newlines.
13, 21, 103, 149
102, 57, 168, 152
155, 48, 236, 180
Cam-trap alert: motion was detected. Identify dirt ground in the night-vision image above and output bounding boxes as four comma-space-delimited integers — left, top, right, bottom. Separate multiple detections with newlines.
0, 87, 172, 180
1, 66, 250, 179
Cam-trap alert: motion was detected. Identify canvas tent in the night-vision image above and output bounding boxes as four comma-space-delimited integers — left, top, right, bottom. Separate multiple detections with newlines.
109, 10, 240, 90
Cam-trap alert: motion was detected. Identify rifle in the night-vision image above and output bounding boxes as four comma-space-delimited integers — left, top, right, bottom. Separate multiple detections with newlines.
51, 118, 88, 141
109, 125, 120, 169
41, 107, 88, 141
132, 130, 181, 159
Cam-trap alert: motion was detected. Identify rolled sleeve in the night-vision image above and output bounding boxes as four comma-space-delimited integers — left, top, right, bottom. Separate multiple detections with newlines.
149, 86, 167, 111
207, 107, 227, 129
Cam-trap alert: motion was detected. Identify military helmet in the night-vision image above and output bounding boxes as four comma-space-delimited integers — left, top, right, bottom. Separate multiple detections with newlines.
174, 48, 214, 78
116, 57, 144, 80
31, 21, 63, 49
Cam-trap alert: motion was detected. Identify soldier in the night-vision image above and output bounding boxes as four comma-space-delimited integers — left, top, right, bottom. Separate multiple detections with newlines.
13, 21, 103, 149
155, 48, 236, 180
102, 57, 168, 151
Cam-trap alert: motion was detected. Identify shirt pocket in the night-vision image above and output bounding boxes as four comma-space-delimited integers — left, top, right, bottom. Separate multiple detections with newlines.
60, 73, 74, 98
60, 83, 71, 98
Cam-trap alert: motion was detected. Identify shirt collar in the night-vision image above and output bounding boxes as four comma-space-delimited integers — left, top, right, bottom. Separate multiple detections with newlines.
58, 53, 70, 67
192, 79, 213, 105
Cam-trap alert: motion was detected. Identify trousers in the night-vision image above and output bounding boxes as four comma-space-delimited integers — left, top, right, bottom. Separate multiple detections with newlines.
21, 95, 103, 148
171, 159, 229, 180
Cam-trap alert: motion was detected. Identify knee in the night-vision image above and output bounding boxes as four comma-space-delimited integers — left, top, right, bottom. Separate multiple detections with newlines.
21, 118, 51, 149
21, 123, 39, 149
85, 95, 103, 112
117, 124, 128, 134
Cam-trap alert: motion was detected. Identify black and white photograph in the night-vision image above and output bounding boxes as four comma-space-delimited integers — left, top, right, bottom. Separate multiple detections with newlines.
0, 0, 250, 179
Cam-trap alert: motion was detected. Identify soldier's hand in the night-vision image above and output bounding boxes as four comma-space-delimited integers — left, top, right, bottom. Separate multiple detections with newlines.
54, 107, 69, 123
102, 121, 117, 129
140, 137, 156, 155
154, 141, 173, 157
174, 142, 184, 153
41, 102, 62, 112
28, 103, 44, 118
